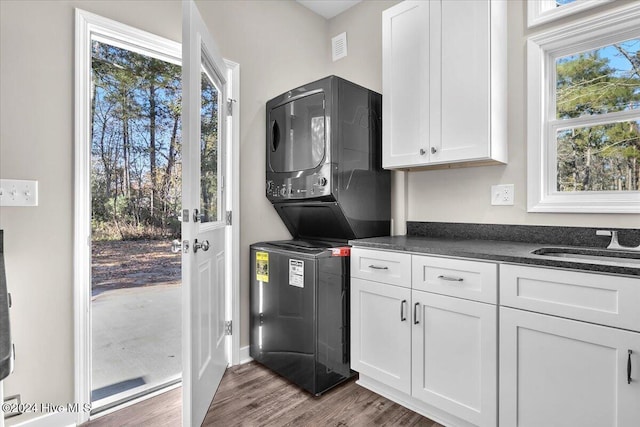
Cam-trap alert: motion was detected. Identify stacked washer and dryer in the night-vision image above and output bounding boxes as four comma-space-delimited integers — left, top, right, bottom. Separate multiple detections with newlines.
250, 76, 390, 395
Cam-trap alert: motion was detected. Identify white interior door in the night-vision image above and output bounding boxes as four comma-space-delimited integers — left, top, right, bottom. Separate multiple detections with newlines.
182, 1, 229, 425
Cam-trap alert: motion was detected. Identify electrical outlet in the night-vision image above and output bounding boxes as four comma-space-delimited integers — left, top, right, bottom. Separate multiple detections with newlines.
0, 179, 38, 206
491, 184, 514, 206
3, 393, 22, 418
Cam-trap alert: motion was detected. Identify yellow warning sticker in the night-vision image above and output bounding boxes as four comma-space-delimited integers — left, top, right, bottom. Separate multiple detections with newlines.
256, 251, 269, 283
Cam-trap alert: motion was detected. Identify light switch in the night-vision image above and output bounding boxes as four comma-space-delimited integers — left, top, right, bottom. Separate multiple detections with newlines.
0, 179, 38, 206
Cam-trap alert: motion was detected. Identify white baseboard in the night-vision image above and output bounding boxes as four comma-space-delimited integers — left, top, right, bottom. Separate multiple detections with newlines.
238, 345, 252, 365
5, 411, 75, 427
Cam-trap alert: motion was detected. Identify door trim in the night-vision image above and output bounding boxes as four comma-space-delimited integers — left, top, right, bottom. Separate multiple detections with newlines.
73, 9, 240, 424
225, 59, 241, 366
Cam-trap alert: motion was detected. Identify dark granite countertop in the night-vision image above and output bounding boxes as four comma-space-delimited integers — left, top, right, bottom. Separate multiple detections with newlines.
349, 235, 640, 277
1, 230, 12, 380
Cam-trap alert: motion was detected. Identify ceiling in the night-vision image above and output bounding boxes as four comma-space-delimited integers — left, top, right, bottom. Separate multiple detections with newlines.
296, 0, 362, 19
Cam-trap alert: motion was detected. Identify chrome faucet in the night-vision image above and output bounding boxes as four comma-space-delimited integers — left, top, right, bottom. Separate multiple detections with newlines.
596, 230, 640, 251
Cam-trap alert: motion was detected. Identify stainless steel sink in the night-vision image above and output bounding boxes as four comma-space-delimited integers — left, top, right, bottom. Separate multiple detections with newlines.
532, 247, 640, 267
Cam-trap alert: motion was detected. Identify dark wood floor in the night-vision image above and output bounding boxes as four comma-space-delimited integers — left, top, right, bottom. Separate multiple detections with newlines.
85, 362, 441, 426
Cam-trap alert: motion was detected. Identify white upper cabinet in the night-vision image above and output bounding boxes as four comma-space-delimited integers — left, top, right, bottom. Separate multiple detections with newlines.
382, 1, 430, 168
382, 0, 507, 169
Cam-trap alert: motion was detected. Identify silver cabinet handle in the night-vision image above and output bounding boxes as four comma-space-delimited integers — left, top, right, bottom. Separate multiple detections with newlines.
438, 275, 463, 282
400, 300, 407, 322
419, 148, 426, 155
193, 239, 210, 253
414, 302, 420, 325
431, 147, 437, 154
628, 350, 633, 385
369, 265, 389, 270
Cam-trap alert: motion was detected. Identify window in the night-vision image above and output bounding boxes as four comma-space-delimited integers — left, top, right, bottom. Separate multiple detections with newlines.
527, 0, 614, 28
527, 2, 640, 213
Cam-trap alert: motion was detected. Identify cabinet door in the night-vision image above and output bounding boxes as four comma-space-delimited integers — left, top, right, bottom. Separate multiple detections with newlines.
430, 0, 491, 164
500, 307, 640, 427
412, 290, 497, 427
351, 278, 412, 394
382, 1, 430, 169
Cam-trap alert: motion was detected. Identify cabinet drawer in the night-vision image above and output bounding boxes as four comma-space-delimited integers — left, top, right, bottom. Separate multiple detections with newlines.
351, 248, 411, 288
500, 264, 640, 332
412, 255, 498, 304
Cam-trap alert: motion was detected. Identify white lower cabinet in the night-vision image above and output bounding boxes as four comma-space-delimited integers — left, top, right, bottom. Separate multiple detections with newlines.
500, 307, 640, 427
350, 248, 498, 427
499, 264, 640, 427
412, 291, 497, 427
351, 248, 640, 427
350, 277, 412, 394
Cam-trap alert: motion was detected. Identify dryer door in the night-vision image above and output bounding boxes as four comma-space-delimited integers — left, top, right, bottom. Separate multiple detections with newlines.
268, 92, 326, 173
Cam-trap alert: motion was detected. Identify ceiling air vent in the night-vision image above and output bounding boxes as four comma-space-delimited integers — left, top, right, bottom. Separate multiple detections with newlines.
332, 32, 347, 62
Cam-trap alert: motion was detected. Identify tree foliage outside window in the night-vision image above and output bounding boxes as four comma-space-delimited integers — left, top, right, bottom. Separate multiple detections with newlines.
91, 41, 182, 240
554, 39, 640, 193
200, 71, 219, 223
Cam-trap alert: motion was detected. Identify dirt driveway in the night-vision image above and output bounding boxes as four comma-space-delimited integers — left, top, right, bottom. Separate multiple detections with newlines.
92, 239, 181, 297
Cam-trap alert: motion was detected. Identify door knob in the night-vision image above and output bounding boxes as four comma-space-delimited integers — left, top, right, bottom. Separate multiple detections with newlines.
193, 239, 210, 253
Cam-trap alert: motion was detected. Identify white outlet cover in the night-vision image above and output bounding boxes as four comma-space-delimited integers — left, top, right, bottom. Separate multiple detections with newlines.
0, 179, 39, 206
491, 184, 514, 206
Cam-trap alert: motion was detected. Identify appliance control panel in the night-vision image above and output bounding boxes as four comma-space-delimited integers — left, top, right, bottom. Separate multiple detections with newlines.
266, 172, 331, 200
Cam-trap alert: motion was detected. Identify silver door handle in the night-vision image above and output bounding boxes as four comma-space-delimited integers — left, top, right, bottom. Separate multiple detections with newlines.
628, 350, 633, 385
400, 300, 407, 322
171, 239, 182, 253
438, 275, 464, 282
193, 239, 210, 253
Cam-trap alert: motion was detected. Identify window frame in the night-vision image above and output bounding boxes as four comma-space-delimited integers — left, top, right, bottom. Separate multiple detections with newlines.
527, 0, 614, 28
527, 2, 640, 213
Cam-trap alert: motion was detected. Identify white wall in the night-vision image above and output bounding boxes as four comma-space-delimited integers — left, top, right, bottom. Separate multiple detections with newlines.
406, 0, 640, 229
